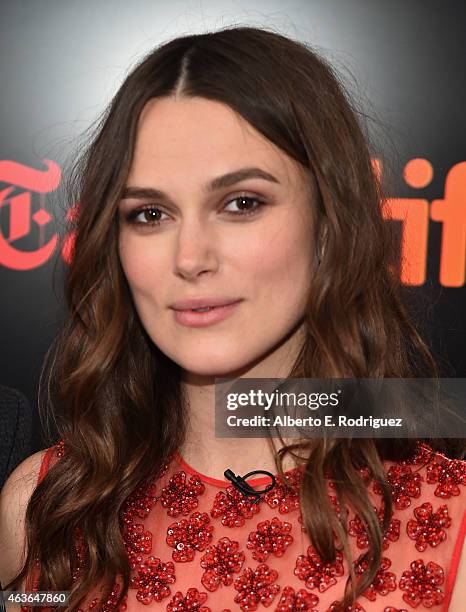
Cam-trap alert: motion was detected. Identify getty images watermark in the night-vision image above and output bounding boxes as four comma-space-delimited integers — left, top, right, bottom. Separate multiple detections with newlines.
214, 378, 466, 438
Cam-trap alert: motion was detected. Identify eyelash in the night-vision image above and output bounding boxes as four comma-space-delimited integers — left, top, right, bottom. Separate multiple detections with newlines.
124, 195, 266, 227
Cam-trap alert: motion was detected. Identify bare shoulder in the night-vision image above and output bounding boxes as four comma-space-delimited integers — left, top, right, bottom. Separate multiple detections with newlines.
0, 449, 48, 586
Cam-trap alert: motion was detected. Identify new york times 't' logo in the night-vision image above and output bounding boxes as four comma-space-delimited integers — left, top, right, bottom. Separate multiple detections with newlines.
0, 159, 61, 270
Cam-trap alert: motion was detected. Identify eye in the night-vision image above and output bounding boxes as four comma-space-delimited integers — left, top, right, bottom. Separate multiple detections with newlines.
222, 195, 266, 216
124, 206, 168, 226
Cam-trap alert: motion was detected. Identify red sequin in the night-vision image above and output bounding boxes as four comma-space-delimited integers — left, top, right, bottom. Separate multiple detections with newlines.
166, 511, 214, 562
247, 517, 293, 562
210, 485, 262, 527
426, 456, 466, 498
348, 505, 400, 551
357, 466, 373, 484
129, 555, 176, 604
72, 526, 88, 581
122, 521, 153, 568
264, 467, 302, 513
295, 545, 345, 592
121, 479, 158, 568
161, 470, 206, 517
200, 536, 245, 591
94, 581, 128, 611
275, 585, 319, 611
373, 465, 423, 510
328, 465, 372, 488
166, 587, 210, 611
55, 438, 65, 458
406, 502, 451, 552
234, 563, 280, 610
354, 556, 397, 601
328, 494, 348, 522
400, 442, 436, 467
122, 479, 158, 520
398, 559, 445, 608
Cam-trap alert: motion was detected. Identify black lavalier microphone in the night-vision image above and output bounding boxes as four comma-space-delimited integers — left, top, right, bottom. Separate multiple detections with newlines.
224, 468, 276, 504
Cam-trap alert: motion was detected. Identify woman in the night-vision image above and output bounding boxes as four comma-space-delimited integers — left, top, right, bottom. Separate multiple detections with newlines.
0, 26, 465, 611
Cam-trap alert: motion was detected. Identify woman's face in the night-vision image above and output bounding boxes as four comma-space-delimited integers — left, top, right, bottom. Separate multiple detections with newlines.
118, 96, 315, 378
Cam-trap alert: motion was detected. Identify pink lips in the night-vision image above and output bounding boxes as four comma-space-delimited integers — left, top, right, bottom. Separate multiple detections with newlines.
172, 301, 242, 327
171, 296, 241, 310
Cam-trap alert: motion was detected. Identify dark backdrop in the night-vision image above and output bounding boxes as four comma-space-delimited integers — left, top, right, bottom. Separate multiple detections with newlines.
0, 1, 465, 453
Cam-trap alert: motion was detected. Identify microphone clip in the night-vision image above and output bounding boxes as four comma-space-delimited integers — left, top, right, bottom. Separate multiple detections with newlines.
224, 468, 276, 504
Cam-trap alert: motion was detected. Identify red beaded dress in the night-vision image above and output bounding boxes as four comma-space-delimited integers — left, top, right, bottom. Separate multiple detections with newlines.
28, 440, 465, 611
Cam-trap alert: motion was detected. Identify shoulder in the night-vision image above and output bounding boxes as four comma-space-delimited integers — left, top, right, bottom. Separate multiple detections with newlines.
385, 445, 466, 611
427, 451, 466, 612
385, 442, 465, 492
386, 444, 466, 517
0, 448, 49, 586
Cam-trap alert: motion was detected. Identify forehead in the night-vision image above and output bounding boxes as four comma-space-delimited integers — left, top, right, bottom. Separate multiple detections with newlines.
127, 96, 303, 189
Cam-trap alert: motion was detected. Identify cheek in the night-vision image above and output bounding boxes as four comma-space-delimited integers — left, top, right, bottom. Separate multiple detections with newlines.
118, 235, 166, 299
245, 218, 312, 303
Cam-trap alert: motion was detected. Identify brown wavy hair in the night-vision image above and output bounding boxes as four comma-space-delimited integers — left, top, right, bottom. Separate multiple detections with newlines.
6, 25, 454, 610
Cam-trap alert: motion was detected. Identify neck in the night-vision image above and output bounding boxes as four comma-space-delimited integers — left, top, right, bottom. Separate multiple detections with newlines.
178, 322, 307, 479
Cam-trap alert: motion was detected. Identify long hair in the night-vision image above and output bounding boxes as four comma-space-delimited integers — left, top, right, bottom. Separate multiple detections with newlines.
6, 26, 446, 609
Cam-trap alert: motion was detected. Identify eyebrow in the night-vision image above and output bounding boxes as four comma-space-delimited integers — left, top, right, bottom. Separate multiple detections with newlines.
121, 167, 280, 201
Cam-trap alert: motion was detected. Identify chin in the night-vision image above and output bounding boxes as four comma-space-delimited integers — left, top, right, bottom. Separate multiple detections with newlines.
171, 348, 258, 379
180, 360, 245, 379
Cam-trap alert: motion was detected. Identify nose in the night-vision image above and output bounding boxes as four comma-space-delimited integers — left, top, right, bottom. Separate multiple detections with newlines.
173, 218, 219, 280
